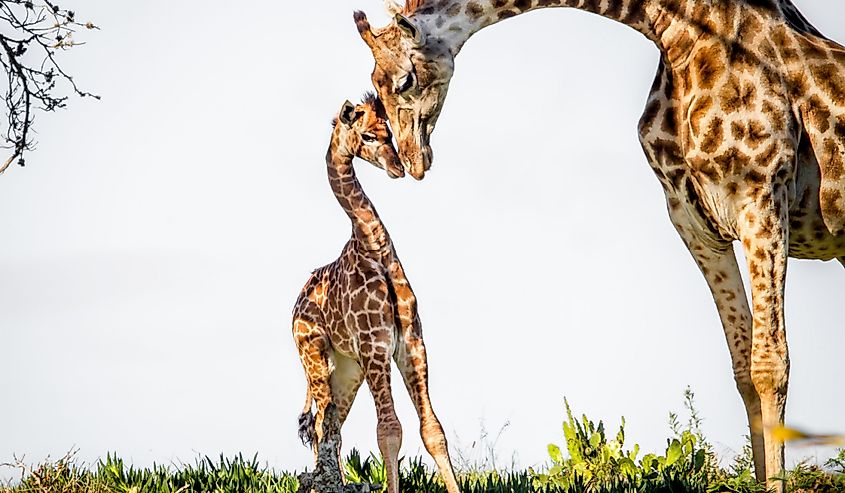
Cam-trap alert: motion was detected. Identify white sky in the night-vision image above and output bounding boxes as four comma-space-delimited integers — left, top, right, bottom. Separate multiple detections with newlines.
1, 0, 843, 478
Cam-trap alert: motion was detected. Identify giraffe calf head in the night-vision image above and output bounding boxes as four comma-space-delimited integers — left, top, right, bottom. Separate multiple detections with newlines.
335, 93, 405, 179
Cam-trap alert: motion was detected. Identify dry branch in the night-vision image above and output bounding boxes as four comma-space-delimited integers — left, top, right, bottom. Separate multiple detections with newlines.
0, 0, 98, 174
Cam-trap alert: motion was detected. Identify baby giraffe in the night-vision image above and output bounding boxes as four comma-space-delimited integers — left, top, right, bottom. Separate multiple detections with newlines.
293, 95, 460, 493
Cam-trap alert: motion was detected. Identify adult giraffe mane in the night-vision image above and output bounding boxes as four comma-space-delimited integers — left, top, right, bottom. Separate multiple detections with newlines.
401, 0, 425, 15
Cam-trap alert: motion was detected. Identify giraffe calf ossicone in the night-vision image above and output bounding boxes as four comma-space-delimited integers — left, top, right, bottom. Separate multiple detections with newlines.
292, 95, 461, 493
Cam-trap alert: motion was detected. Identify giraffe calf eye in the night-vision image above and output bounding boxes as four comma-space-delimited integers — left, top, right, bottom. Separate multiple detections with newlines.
362, 133, 376, 142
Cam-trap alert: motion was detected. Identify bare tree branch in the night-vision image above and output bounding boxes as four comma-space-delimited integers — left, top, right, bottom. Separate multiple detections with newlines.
0, 0, 98, 174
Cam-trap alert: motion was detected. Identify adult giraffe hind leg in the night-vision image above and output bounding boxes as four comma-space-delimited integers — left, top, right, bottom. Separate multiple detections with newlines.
639, 100, 767, 481
395, 321, 461, 493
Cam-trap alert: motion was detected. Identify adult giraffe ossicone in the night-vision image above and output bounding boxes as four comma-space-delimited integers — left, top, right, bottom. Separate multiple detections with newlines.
354, 0, 845, 490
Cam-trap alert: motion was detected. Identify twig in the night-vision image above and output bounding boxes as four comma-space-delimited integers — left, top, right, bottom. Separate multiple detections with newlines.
0, 0, 98, 174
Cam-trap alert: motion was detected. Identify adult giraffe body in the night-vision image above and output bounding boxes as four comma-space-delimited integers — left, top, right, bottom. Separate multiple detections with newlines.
354, 0, 845, 489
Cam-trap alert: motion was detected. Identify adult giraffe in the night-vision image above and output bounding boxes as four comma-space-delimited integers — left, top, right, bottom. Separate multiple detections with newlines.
353, 0, 845, 490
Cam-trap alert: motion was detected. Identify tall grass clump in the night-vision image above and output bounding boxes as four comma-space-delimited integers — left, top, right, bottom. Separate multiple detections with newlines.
531, 395, 711, 492
2, 452, 299, 493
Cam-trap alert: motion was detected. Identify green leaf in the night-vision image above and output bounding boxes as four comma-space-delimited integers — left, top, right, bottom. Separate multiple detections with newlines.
548, 444, 563, 464
589, 431, 601, 449
693, 448, 706, 471
665, 439, 682, 467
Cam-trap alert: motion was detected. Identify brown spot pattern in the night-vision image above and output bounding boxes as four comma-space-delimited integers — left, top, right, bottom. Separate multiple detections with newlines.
700, 116, 725, 154
465, 1, 484, 19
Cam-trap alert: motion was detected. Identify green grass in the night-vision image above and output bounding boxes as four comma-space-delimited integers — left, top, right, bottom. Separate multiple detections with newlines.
2, 448, 843, 493
3, 391, 843, 493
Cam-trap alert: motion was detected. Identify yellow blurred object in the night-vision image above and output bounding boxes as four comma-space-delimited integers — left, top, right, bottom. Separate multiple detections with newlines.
771, 424, 845, 446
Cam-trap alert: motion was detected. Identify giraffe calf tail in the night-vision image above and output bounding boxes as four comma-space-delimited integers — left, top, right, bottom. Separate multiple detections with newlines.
298, 390, 316, 447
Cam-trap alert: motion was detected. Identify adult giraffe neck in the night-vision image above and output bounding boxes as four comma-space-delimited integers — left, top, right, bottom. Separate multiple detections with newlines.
410, 0, 665, 55
408, 0, 823, 70
325, 139, 390, 253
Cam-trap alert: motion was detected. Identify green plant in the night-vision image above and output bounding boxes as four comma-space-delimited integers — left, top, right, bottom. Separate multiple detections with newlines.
344, 448, 386, 487
825, 449, 845, 474
773, 457, 845, 493
533, 397, 714, 492
533, 398, 637, 490
706, 434, 768, 493
3, 402, 843, 493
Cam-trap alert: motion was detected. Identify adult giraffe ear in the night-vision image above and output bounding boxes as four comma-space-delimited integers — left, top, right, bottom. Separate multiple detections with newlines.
394, 13, 425, 46
353, 11, 376, 49
339, 100, 357, 126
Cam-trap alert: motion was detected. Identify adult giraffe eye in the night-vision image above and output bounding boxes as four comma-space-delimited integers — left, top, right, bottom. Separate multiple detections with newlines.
397, 72, 416, 94
362, 133, 376, 142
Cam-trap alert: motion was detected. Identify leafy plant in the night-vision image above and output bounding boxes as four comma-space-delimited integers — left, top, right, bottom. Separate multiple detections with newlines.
344, 448, 386, 487
533, 391, 751, 493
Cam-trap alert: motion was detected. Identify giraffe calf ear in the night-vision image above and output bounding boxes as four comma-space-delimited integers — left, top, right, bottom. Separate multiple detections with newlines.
394, 13, 424, 46
339, 100, 357, 125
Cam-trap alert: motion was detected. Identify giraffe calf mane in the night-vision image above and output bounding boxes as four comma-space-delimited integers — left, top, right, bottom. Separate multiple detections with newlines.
361, 91, 388, 119
330, 93, 386, 129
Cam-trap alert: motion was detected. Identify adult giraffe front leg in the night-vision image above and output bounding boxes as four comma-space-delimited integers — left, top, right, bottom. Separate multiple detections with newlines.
639, 95, 766, 479
684, 238, 766, 478
738, 193, 791, 491
660, 196, 766, 481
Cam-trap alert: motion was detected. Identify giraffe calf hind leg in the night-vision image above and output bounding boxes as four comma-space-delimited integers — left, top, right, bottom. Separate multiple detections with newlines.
292, 318, 334, 455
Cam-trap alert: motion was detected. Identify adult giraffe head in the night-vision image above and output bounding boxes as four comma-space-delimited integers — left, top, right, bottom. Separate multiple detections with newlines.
353, 1, 457, 180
